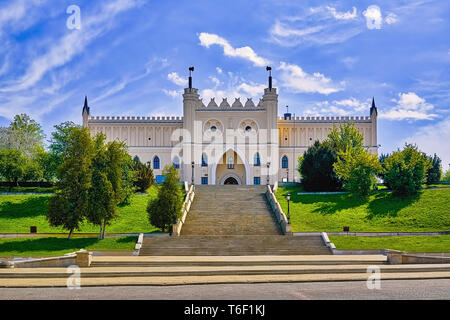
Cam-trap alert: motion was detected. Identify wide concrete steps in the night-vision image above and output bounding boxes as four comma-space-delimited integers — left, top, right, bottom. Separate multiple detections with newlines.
181, 185, 280, 235
139, 235, 332, 256
6, 265, 450, 279
92, 255, 387, 267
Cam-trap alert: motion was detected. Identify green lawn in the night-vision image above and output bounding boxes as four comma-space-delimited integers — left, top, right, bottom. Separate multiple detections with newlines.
0, 236, 137, 257
276, 187, 450, 232
0, 186, 161, 234
329, 235, 450, 253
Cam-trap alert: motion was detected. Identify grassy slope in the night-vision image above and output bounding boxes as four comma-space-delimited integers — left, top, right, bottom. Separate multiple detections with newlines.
0, 236, 137, 257
329, 235, 450, 252
276, 187, 450, 232
0, 185, 161, 234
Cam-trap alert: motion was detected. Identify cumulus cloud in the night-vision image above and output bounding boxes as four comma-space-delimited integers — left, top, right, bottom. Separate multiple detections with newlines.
277, 61, 344, 95
162, 89, 181, 98
381, 92, 437, 120
363, 5, 383, 30
216, 67, 223, 74
326, 6, 357, 20
167, 72, 187, 86
199, 32, 269, 67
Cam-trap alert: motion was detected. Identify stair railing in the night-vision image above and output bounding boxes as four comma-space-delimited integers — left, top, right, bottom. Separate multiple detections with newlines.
265, 185, 292, 235
172, 182, 195, 236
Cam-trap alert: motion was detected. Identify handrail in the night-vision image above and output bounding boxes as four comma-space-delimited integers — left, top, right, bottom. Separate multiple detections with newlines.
172, 182, 195, 236
265, 185, 291, 235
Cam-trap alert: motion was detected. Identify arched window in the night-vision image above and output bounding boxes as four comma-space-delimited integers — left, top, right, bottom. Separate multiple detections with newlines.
153, 156, 160, 169
282, 156, 288, 169
227, 156, 234, 169
173, 156, 179, 169
254, 153, 261, 166
202, 154, 208, 167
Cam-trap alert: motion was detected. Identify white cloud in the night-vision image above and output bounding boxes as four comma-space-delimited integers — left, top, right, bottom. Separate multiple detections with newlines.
385, 12, 398, 24
216, 67, 223, 74
277, 61, 344, 95
0, 0, 142, 93
162, 89, 181, 98
363, 5, 383, 30
381, 92, 437, 120
326, 6, 357, 20
198, 32, 269, 67
269, 7, 363, 47
237, 83, 265, 97
167, 72, 187, 86
402, 117, 450, 171
209, 76, 221, 87
303, 98, 371, 116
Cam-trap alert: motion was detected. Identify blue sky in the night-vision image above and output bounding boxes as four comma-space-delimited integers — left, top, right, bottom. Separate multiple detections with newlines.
0, 0, 449, 169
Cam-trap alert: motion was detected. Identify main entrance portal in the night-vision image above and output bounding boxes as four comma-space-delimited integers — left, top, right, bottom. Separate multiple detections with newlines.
224, 177, 239, 185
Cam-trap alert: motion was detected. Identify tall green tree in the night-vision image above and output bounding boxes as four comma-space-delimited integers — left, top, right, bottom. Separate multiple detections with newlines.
0, 149, 28, 186
47, 127, 94, 239
48, 121, 80, 169
299, 140, 342, 191
325, 122, 364, 154
383, 144, 431, 196
147, 165, 182, 232
425, 153, 442, 185
0, 114, 45, 158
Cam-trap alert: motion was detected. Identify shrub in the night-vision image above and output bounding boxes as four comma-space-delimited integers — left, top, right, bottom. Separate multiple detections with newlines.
383, 144, 431, 195
299, 140, 342, 191
334, 148, 382, 197
147, 165, 182, 232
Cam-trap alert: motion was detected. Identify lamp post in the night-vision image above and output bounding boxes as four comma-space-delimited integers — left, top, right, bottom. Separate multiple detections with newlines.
191, 161, 194, 185
266, 161, 271, 185
286, 193, 291, 224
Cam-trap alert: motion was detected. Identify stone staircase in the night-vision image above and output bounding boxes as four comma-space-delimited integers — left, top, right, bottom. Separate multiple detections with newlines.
139, 185, 332, 256
180, 185, 280, 235
139, 235, 332, 256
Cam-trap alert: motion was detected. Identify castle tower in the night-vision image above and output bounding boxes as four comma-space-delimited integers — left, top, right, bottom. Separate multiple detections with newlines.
182, 67, 202, 184
82, 96, 90, 127
261, 67, 279, 184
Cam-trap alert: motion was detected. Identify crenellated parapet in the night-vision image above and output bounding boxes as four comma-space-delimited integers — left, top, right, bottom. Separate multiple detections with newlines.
88, 115, 184, 123
278, 115, 372, 123
198, 97, 264, 111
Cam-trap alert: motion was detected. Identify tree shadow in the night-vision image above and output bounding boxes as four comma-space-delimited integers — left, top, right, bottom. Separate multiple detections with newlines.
277, 186, 366, 215
115, 236, 137, 244
0, 237, 99, 254
0, 196, 49, 219
367, 192, 421, 219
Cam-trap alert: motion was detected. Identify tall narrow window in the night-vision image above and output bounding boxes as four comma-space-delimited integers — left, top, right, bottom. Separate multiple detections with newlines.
254, 153, 261, 166
227, 156, 234, 169
173, 156, 179, 169
282, 156, 288, 169
202, 154, 208, 167
153, 156, 160, 169
201, 177, 208, 185
254, 177, 261, 185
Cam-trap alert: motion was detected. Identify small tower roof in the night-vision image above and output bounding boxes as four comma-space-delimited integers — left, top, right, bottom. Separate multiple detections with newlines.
370, 97, 377, 116
82, 96, 90, 115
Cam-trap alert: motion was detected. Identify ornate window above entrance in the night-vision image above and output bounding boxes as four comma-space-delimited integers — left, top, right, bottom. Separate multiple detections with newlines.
204, 119, 223, 137
239, 119, 258, 136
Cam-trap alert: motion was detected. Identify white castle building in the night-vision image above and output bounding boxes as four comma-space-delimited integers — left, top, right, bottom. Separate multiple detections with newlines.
82, 69, 378, 185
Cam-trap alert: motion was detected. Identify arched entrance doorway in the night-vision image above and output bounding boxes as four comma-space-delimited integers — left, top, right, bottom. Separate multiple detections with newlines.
224, 177, 238, 185
215, 150, 246, 185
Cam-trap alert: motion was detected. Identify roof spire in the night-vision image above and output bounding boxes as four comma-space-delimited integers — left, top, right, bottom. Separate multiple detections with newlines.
82, 95, 90, 115
370, 96, 377, 116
